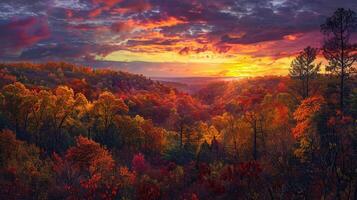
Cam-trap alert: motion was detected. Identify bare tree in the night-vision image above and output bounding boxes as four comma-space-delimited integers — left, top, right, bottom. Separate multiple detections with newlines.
321, 8, 357, 111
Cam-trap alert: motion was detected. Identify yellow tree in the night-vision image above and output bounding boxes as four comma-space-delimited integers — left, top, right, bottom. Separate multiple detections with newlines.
212, 112, 249, 161
92, 91, 128, 135
195, 122, 221, 163
196, 122, 220, 146
44, 86, 88, 152
135, 115, 166, 155
28, 90, 53, 145
0, 82, 35, 134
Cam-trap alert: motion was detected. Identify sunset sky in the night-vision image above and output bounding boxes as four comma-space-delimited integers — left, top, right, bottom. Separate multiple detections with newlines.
0, 0, 356, 77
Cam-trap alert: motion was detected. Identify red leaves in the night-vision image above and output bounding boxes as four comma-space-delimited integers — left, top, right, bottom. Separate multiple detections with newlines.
66, 136, 114, 175
327, 110, 353, 128
220, 165, 234, 182
277, 82, 287, 92
137, 180, 160, 200
190, 193, 199, 200
52, 136, 122, 200
219, 161, 263, 185
206, 179, 226, 195
197, 163, 210, 181
132, 153, 148, 173
275, 105, 289, 123
140, 119, 166, 154
167, 162, 177, 171
239, 86, 266, 111
182, 193, 200, 200
237, 161, 262, 178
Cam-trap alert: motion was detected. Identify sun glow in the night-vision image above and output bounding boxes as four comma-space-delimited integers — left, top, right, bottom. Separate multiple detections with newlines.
102, 50, 294, 77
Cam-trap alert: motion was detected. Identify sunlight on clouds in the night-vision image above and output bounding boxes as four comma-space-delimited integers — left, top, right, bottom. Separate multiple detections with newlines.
217, 56, 294, 77
102, 51, 294, 77
103, 50, 237, 64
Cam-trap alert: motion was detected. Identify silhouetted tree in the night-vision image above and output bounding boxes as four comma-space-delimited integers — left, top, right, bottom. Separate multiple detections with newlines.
321, 8, 357, 111
290, 46, 321, 99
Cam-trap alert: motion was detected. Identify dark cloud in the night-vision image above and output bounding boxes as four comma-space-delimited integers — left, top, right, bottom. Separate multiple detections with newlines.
111, 20, 134, 32
221, 29, 293, 44
0, 17, 50, 55
20, 42, 123, 60
178, 46, 209, 55
20, 44, 90, 60
127, 39, 180, 46
117, 0, 151, 13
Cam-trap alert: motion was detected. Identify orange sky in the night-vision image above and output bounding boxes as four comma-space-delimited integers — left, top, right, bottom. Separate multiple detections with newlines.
100, 31, 322, 77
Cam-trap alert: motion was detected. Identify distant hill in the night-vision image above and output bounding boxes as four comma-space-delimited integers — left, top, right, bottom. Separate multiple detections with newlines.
151, 77, 241, 94
0, 62, 207, 126
0, 62, 172, 99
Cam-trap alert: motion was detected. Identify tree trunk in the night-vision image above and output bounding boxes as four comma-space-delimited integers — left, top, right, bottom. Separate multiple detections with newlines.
306, 71, 309, 98
302, 77, 306, 99
340, 70, 344, 111
253, 121, 257, 160
340, 18, 345, 112
179, 123, 183, 149
234, 138, 239, 162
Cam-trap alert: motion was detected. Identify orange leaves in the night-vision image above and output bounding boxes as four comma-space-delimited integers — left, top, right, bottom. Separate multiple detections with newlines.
197, 122, 221, 145
291, 96, 326, 161
119, 166, 136, 185
292, 96, 325, 138
274, 105, 290, 125
66, 136, 114, 175
139, 118, 166, 154
293, 96, 325, 122
292, 121, 310, 138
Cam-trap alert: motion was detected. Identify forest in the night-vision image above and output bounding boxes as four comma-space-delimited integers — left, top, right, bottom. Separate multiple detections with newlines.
0, 7, 356, 200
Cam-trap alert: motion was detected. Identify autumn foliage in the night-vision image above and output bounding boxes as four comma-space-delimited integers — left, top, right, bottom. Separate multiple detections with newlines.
0, 58, 356, 199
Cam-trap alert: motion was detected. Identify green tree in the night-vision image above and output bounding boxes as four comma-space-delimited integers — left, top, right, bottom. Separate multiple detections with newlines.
321, 8, 357, 111
290, 46, 321, 99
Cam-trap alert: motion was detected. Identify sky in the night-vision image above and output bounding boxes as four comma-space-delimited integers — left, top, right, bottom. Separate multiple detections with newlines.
0, 0, 356, 77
